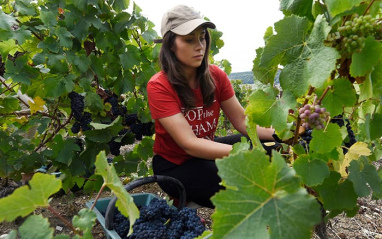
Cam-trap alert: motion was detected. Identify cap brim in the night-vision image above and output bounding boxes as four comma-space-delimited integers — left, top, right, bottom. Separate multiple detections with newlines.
171, 19, 216, 35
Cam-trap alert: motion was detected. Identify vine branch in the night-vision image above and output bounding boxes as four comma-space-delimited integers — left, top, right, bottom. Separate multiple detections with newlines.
0, 75, 29, 108
34, 112, 73, 152
47, 205, 80, 235
90, 183, 106, 210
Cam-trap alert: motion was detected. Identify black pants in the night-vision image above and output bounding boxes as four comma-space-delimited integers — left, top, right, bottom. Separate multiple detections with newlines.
152, 134, 247, 208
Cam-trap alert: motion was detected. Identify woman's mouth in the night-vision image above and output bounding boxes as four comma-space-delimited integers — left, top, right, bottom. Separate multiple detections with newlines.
194, 55, 203, 60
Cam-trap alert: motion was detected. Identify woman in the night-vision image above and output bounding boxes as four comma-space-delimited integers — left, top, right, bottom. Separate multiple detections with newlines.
147, 5, 275, 208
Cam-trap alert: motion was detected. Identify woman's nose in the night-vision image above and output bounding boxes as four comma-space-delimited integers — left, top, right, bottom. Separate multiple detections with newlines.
195, 40, 203, 50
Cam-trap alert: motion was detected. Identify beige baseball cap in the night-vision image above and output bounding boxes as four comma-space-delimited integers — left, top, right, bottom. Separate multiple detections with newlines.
155, 5, 215, 43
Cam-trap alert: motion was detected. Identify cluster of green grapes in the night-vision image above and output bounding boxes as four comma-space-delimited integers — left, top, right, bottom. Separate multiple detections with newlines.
299, 104, 330, 130
335, 14, 380, 54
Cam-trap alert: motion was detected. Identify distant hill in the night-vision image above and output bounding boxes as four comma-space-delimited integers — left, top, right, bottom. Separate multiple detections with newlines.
228, 71, 254, 84
228, 70, 281, 87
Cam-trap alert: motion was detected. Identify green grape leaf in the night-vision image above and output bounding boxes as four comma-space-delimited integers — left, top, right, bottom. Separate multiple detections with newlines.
245, 89, 295, 131
95, 32, 117, 50
120, 45, 141, 70
371, 61, 382, 98
310, 123, 343, 153
322, 78, 357, 116
350, 37, 382, 77
55, 26, 73, 49
252, 47, 278, 85
210, 29, 224, 56
114, 12, 132, 34
38, 37, 60, 53
325, 0, 364, 17
315, 171, 358, 210
4, 55, 39, 84
230, 136, 251, 155
85, 116, 124, 143
348, 159, 382, 199
0, 96, 21, 114
51, 135, 81, 165
136, 137, 154, 160
15, 0, 37, 16
72, 208, 97, 231
0, 39, 17, 59
245, 115, 263, 150
85, 92, 103, 112
262, 15, 339, 96
43, 76, 71, 98
94, 151, 139, 235
293, 154, 330, 186
10, 25, 31, 45
260, 15, 311, 68
4, 230, 17, 239
40, 9, 57, 27
53, 235, 71, 239
280, 0, 314, 21
19, 215, 54, 239
282, 15, 340, 96
0, 10, 17, 30
0, 173, 62, 222
74, 54, 91, 72
90, 55, 106, 78
71, 18, 91, 41
357, 78, 375, 118
114, 151, 140, 175
369, 112, 382, 140
113, 0, 130, 13
212, 150, 321, 239
218, 59, 232, 76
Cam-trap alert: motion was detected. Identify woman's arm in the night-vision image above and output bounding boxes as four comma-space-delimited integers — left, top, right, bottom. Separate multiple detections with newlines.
158, 113, 233, 160
220, 95, 274, 141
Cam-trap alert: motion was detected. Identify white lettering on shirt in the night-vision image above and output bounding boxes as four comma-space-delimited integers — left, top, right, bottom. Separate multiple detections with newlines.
181, 103, 218, 139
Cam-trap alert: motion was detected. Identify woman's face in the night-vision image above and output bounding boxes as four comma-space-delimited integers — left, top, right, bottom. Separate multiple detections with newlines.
171, 26, 207, 71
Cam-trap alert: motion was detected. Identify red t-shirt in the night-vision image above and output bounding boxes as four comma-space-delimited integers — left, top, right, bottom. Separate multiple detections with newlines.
147, 65, 235, 165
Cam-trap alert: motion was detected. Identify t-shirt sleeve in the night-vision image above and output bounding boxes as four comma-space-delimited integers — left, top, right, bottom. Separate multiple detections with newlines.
211, 65, 235, 102
147, 76, 182, 119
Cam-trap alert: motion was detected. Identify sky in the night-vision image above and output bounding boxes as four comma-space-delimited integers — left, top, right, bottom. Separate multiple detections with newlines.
132, 0, 284, 73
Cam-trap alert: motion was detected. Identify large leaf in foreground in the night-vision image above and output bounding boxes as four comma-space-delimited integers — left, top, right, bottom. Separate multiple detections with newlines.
94, 151, 139, 235
18, 214, 54, 239
212, 150, 321, 239
0, 173, 61, 222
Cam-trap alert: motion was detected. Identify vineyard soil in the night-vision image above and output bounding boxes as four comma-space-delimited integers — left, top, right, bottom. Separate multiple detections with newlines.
0, 160, 381, 238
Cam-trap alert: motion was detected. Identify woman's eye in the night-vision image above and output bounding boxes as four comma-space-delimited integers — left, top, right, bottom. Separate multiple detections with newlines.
186, 39, 193, 43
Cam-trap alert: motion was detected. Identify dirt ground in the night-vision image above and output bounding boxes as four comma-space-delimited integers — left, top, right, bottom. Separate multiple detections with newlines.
1, 178, 381, 239
1, 158, 381, 238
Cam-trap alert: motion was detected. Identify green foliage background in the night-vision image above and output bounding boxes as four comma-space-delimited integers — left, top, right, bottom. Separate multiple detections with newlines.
0, 0, 382, 239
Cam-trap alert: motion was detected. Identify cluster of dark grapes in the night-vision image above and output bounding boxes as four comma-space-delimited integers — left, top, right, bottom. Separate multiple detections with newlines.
113, 198, 205, 239
330, 115, 357, 154
104, 91, 126, 117
102, 91, 154, 155
122, 113, 154, 140
103, 91, 154, 141
335, 14, 381, 54
298, 129, 313, 152
69, 91, 92, 133
299, 104, 330, 130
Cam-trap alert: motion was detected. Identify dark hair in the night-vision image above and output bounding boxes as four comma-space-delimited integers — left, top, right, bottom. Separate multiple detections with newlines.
159, 29, 215, 112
